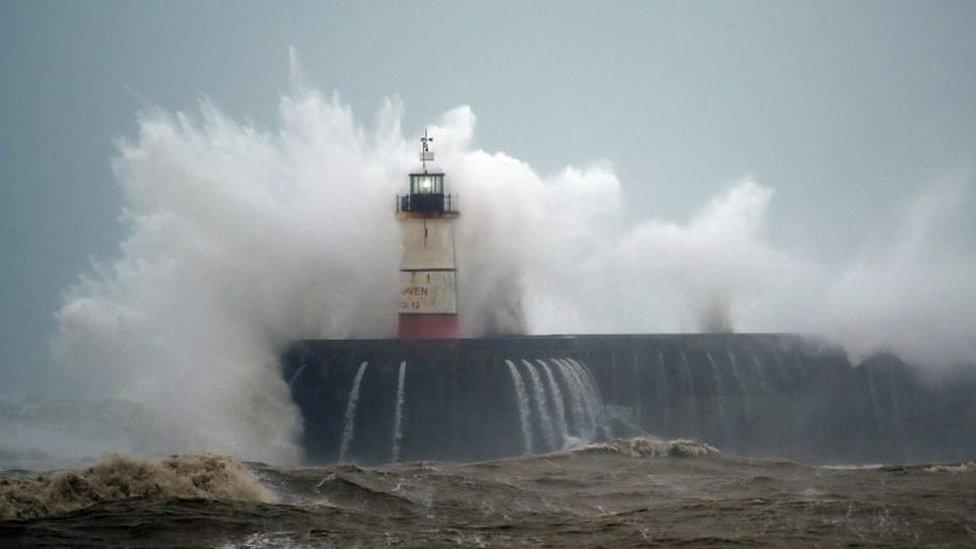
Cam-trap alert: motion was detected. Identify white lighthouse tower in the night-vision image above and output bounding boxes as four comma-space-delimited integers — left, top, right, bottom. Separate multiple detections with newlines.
395, 130, 460, 339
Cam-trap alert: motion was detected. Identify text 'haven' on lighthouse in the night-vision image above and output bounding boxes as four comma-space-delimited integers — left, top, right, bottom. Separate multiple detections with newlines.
395, 130, 459, 339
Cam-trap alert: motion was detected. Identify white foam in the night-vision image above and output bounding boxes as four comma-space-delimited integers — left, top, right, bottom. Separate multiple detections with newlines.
47, 56, 975, 465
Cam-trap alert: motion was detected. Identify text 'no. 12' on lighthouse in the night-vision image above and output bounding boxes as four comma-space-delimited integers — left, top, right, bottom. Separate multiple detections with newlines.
395, 130, 459, 339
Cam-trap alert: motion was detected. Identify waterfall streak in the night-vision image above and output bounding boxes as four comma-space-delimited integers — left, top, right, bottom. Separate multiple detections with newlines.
657, 351, 670, 430
706, 352, 733, 448
338, 361, 369, 462
680, 351, 698, 436
553, 359, 587, 438
288, 363, 309, 386
537, 360, 568, 447
523, 360, 557, 450
793, 354, 809, 386
505, 360, 533, 454
391, 361, 407, 462
726, 351, 746, 395
867, 365, 883, 423
567, 358, 602, 410
565, 358, 601, 440
771, 348, 789, 387
888, 371, 908, 446
749, 350, 768, 393
726, 351, 749, 416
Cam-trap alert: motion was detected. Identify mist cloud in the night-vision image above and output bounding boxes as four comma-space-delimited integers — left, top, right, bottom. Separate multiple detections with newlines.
51, 75, 975, 462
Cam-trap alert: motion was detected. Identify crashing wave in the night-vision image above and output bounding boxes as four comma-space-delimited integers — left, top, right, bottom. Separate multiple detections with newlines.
575, 438, 720, 458
0, 453, 273, 522
924, 459, 976, 473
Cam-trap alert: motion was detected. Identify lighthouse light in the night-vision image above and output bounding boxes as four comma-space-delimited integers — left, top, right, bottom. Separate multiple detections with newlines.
410, 173, 443, 195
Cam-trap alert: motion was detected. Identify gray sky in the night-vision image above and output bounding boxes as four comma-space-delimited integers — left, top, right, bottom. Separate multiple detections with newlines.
2, 1, 975, 396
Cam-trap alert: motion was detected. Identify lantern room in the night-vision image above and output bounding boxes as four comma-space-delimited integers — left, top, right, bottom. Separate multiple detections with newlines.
396, 129, 456, 214
401, 172, 449, 213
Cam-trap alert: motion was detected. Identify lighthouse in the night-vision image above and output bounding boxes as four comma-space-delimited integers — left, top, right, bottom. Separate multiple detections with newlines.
395, 130, 459, 339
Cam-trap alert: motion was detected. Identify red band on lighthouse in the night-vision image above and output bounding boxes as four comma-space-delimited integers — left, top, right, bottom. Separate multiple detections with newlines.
397, 313, 459, 339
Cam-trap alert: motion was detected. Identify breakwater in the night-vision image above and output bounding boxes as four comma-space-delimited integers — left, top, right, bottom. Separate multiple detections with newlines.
282, 334, 976, 465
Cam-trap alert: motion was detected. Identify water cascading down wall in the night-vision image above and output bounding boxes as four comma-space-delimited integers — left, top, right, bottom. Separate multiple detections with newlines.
282, 334, 976, 465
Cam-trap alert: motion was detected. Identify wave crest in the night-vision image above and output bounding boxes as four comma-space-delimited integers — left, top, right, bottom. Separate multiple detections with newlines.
576, 438, 720, 458
0, 453, 273, 521
924, 459, 976, 474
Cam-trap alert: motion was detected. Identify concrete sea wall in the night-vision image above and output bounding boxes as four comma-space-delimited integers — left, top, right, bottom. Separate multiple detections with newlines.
282, 334, 976, 465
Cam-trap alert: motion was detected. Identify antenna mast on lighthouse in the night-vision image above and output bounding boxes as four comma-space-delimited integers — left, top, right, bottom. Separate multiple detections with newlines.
420, 128, 434, 173
394, 130, 460, 339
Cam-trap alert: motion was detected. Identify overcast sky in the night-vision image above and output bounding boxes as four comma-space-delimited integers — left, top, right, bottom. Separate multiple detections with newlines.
2, 1, 975, 396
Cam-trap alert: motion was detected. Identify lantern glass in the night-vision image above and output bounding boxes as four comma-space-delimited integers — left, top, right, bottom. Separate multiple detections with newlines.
411, 174, 443, 195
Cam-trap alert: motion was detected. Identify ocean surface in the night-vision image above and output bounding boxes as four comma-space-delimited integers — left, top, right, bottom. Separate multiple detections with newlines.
2, 439, 975, 547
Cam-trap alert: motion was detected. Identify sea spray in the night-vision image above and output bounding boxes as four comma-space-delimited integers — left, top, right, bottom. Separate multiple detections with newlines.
50, 82, 549, 463
48, 60, 976, 466
391, 361, 407, 462
505, 360, 533, 453
338, 361, 369, 462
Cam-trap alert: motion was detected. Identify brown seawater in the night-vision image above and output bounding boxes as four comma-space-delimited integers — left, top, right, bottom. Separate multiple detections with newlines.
2, 439, 975, 547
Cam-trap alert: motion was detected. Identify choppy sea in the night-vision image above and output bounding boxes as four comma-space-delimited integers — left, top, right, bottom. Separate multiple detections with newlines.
2, 438, 975, 547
